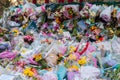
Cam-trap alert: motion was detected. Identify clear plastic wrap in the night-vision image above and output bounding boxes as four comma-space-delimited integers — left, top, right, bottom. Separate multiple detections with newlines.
42, 71, 58, 80
79, 66, 100, 80
100, 6, 113, 22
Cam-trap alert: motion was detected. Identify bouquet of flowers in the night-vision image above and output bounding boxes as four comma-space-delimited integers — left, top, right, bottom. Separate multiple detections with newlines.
23, 35, 34, 45
80, 3, 92, 19
100, 6, 113, 22
89, 4, 101, 18
63, 7, 79, 19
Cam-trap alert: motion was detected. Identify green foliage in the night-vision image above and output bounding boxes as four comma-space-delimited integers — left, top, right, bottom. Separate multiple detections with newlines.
105, 65, 120, 80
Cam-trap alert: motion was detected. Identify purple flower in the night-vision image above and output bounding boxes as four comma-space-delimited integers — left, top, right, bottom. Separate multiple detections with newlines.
0, 51, 17, 60
28, 57, 38, 65
43, 23, 48, 29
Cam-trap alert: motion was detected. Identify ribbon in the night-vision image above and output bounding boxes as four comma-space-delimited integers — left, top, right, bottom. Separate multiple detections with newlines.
78, 42, 90, 55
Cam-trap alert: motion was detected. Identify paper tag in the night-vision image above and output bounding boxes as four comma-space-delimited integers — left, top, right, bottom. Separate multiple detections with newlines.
63, 32, 71, 38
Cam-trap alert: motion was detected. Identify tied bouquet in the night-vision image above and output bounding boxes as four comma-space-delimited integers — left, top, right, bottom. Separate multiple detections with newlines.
28, 53, 48, 69
23, 35, 34, 45
63, 7, 79, 19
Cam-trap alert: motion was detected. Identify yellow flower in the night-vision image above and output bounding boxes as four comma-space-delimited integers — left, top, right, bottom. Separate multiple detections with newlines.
55, 17, 61, 24
70, 65, 79, 71
78, 56, 87, 65
58, 29, 63, 34
68, 54, 77, 61
91, 26, 97, 31
96, 36, 99, 39
21, 49, 27, 54
23, 67, 34, 77
109, 28, 114, 34
22, 24, 28, 29
60, 25, 64, 29
34, 54, 42, 61
12, 29, 19, 36
21, 48, 29, 54
69, 46, 76, 53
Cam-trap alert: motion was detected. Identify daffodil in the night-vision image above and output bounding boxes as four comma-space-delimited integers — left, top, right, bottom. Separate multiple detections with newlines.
12, 29, 19, 36
22, 24, 28, 29
23, 67, 34, 77
91, 26, 97, 31
70, 65, 79, 71
68, 54, 77, 61
58, 29, 63, 34
69, 46, 76, 53
61, 25, 64, 29
78, 56, 87, 65
34, 54, 42, 61
21, 48, 29, 54
55, 17, 61, 24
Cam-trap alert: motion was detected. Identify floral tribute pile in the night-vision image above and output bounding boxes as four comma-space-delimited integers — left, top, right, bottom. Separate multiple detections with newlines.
0, 0, 120, 80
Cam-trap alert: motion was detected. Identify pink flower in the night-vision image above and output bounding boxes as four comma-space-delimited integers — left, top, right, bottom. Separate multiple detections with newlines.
16, 61, 26, 67
23, 35, 34, 44
59, 46, 67, 55
28, 57, 38, 65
